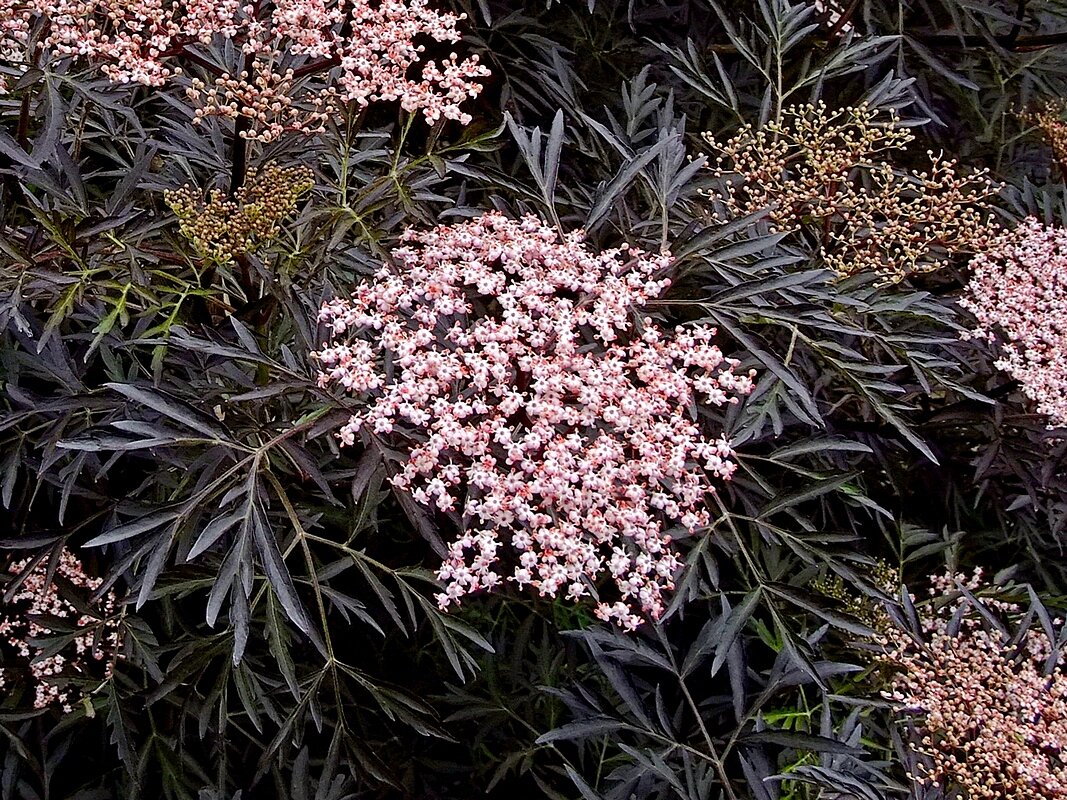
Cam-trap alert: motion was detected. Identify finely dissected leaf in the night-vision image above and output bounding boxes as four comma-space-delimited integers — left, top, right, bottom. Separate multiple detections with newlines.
738, 753, 777, 800
206, 542, 242, 629
248, 497, 316, 641
187, 511, 243, 561
105, 383, 230, 440
757, 473, 860, 519
710, 589, 761, 677
535, 718, 632, 744
767, 436, 872, 461
739, 728, 862, 754
585, 135, 678, 231
135, 533, 171, 609
562, 765, 603, 800
84, 509, 182, 547
585, 637, 652, 728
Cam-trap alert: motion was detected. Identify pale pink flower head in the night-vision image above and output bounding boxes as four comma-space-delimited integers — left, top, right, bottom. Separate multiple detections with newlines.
961, 218, 1067, 428
313, 212, 756, 630
0, 0, 32, 92
0, 548, 122, 712
4, 0, 489, 141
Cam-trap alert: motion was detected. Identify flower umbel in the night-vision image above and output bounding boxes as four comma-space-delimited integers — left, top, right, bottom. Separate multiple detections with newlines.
883, 570, 1067, 800
4, 0, 489, 140
313, 212, 755, 629
0, 0, 31, 92
0, 549, 122, 712
165, 163, 314, 264
961, 218, 1067, 428
701, 103, 997, 282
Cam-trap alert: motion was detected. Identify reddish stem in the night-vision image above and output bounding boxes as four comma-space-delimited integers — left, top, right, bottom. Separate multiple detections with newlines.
291, 56, 340, 80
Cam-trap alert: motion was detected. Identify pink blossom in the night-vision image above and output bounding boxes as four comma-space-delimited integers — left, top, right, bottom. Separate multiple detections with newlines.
313, 212, 755, 629
0, 0, 32, 92
0, 549, 122, 712
961, 218, 1067, 428
3, 0, 488, 141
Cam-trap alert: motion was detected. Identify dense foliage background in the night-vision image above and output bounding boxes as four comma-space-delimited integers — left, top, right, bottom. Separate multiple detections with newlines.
3, 0, 1067, 797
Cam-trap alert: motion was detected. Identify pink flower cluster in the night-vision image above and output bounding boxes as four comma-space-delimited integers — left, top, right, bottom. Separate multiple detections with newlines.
314, 212, 755, 630
884, 570, 1067, 800
2, 0, 488, 140
961, 218, 1067, 428
0, 549, 121, 712
0, 0, 31, 92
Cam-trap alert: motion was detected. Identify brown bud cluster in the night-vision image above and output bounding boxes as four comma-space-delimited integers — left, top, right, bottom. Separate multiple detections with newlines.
881, 570, 1067, 800
1021, 101, 1067, 177
0, 549, 122, 712
165, 163, 315, 264
188, 65, 335, 143
701, 104, 999, 282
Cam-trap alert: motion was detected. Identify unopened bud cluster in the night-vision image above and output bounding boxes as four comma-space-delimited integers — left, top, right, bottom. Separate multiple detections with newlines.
882, 569, 1067, 800
188, 68, 334, 143
960, 218, 1067, 428
1022, 101, 1067, 175
701, 104, 998, 282
314, 212, 756, 630
165, 163, 314, 263
0, 0, 489, 140
0, 549, 121, 712
814, 560, 897, 644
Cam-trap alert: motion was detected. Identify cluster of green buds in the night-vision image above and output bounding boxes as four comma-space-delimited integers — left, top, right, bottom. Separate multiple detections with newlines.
814, 560, 898, 643
165, 164, 315, 264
